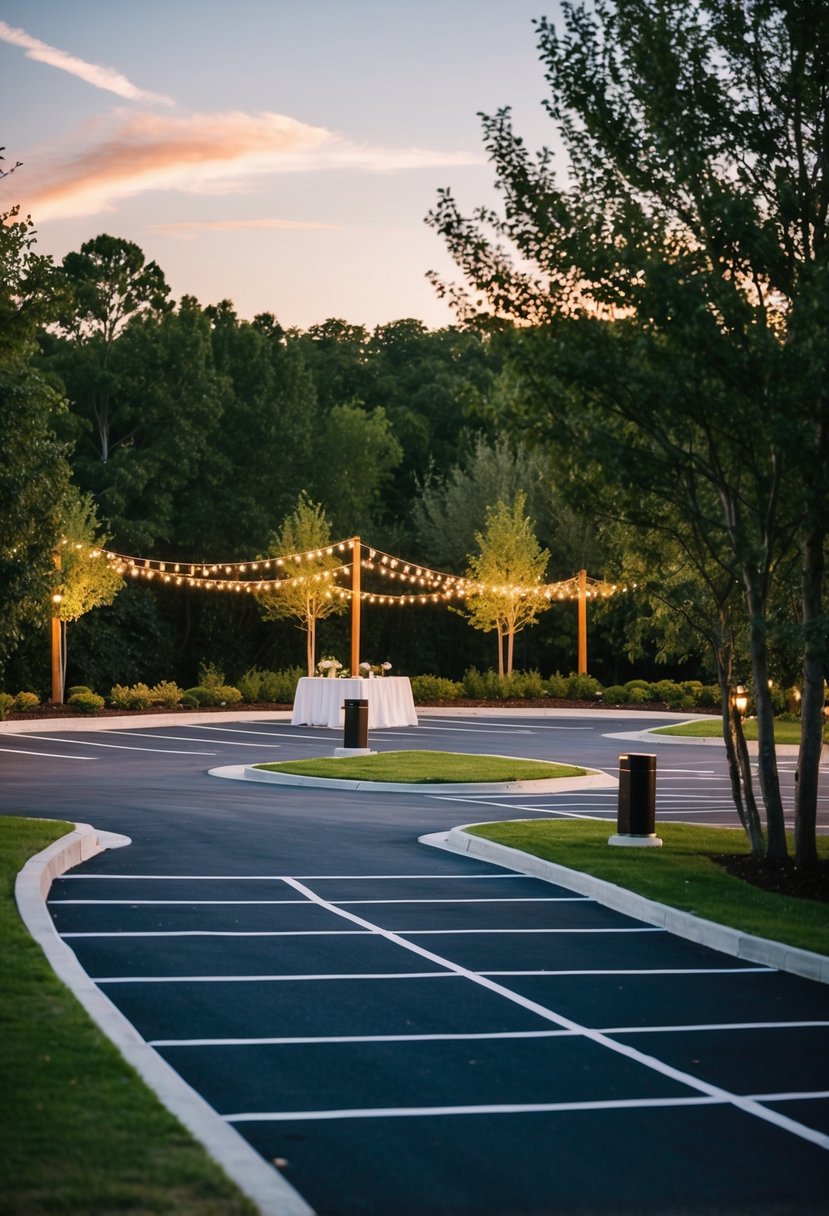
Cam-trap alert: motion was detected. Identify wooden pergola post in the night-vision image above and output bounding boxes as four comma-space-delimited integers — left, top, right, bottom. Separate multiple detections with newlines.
350, 537, 361, 677
51, 552, 63, 703
577, 568, 587, 675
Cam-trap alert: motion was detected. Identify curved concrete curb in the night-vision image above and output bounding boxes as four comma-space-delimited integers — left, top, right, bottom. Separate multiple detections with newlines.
421, 825, 829, 986
211, 763, 617, 796
15, 821, 314, 1216
606, 721, 823, 761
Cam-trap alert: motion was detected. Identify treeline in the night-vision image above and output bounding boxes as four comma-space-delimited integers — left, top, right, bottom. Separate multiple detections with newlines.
2, 225, 659, 692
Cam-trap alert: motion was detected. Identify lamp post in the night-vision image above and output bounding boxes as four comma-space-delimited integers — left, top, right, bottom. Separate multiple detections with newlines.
734, 684, 748, 717
51, 592, 63, 704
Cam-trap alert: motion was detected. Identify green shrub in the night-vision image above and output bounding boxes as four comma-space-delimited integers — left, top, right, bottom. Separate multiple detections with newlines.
627, 686, 650, 704
14, 691, 39, 711
546, 671, 569, 698
68, 691, 105, 714
150, 680, 183, 708
0, 693, 15, 720
183, 684, 241, 707
181, 694, 199, 710
67, 685, 93, 698
109, 682, 153, 710
237, 668, 265, 703
566, 672, 602, 700
410, 674, 463, 702
512, 670, 548, 699
461, 666, 488, 698
184, 685, 216, 707
239, 666, 304, 703
696, 684, 721, 708
624, 678, 653, 693
197, 662, 226, 689
601, 684, 629, 704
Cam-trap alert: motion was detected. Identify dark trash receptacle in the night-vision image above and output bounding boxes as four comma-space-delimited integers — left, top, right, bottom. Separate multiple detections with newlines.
343, 698, 368, 749
617, 753, 657, 835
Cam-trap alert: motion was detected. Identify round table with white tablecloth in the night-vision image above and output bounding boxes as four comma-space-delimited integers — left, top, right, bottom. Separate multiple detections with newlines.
290, 676, 418, 728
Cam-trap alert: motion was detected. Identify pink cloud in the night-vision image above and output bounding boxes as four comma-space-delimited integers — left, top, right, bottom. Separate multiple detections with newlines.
10, 109, 483, 222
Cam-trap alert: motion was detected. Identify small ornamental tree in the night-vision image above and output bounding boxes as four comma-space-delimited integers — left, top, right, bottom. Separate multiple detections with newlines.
461, 493, 551, 676
54, 492, 123, 700
256, 494, 347, 675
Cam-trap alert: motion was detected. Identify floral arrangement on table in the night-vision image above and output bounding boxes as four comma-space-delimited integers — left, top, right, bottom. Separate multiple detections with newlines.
358, 661, 393, 677
317, 657, 342, 678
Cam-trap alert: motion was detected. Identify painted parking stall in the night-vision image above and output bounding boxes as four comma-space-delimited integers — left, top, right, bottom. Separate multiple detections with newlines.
50, 856, 829, 1215
3, 709, 825, 1214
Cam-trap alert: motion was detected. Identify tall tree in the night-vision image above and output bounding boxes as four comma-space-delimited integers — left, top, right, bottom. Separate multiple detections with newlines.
256, 495, 347, 675
53, 491, 123, 700
0, 207, 72, 682
428, 0, 828, 865
55, 234, 170, 464
461, 493, 551, 676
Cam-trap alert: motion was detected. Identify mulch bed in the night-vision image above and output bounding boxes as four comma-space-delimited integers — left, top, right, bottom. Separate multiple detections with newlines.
712, 854, 829, 904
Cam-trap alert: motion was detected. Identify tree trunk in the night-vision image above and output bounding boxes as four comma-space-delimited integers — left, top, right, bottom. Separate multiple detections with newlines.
506, 628, 515, 676
306, 619, 315, 677
717, 651, 764, 855
795, 526, 826, 868
496, 624, 504, 677
744, 575, 788, 861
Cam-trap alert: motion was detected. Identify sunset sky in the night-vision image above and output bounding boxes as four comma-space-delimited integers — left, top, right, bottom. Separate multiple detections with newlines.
1, 1, 562, 330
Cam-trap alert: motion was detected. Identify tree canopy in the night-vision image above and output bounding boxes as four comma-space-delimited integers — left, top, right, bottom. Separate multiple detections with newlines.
427, 0, 828, 864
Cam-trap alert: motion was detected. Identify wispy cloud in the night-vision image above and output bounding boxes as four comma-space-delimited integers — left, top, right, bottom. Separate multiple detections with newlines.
16, 109, 483, 221
0, 20, 174, 105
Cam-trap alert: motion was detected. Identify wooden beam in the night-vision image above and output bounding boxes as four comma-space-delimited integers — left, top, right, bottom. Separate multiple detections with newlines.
577, 568, 587, 675
350, 537, 361, 676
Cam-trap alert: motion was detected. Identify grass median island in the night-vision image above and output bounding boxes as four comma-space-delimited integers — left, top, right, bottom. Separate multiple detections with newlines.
655, 718, 827, 744
0, 816, 257, 1216
466, 820, 829, 956
255, 749, 585, 783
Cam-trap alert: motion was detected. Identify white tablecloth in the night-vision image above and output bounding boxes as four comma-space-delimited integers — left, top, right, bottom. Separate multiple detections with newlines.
291, 676, 418, 729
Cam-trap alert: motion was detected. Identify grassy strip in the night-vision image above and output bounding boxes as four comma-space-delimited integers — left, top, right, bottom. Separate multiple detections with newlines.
0, 816, 257, 1216
466, 820, 829, 957
655, 718, 825, 744
256, 750, 585, 783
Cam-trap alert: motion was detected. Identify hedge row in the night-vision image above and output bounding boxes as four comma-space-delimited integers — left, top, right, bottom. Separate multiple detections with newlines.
0, 669, 802, 716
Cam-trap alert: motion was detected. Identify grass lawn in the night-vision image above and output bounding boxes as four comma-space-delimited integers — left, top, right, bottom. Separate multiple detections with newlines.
655, 717, 827, 744
256, 750, 585, 783
0, 816, 257, 1216
466, 819, 829, 956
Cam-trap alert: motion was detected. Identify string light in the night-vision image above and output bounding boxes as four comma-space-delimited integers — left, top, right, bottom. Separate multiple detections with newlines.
59, 535, 626, 604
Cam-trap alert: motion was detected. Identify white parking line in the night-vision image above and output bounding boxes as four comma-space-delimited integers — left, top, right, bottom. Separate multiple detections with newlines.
0, 746, 96, 760
51, 899, 311, 906
61, 929, 369, 938
94, 965, 773, 984
226, 1095, 724, 1123
97, 730, 279, 748
17, 734, 216, 756
150, 1030, 577, 1047
95, 971, 454, 984
603, 1019, 829, 1034
277, 877, 829, 1150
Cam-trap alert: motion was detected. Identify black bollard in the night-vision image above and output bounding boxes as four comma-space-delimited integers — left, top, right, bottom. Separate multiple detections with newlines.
343, 698, 369, 750
609, 753, 662, 847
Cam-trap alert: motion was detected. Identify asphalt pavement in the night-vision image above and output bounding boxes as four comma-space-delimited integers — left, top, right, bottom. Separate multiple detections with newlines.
3, 709, 828, 1215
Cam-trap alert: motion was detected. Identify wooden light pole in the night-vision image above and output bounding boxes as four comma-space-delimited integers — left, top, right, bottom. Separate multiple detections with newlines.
350, 537, 361, 677
577, 568, 587, 675
51, 552, 63, 703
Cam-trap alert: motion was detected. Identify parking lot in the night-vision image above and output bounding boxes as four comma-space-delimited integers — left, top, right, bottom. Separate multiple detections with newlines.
3, 711, 828, 1214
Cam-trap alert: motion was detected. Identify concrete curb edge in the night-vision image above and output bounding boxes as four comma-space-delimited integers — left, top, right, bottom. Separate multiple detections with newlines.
211, 764, 617, 796
420, 826, 829, 986
14, 821, 315, 1216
